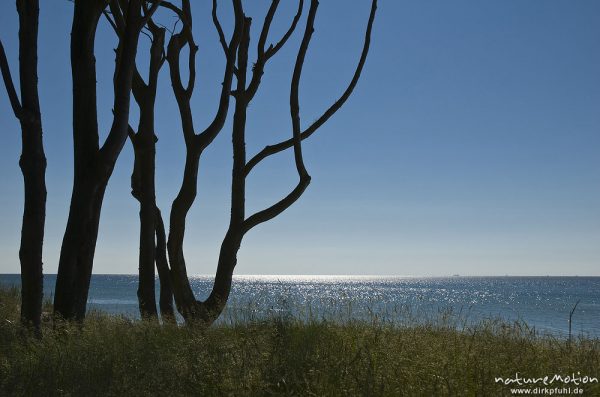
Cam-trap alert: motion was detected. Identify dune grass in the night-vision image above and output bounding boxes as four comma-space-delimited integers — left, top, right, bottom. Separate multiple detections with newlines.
0, 286, 599, 396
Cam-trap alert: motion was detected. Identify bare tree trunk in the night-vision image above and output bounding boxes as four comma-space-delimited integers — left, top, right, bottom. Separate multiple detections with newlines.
18, 0, 46, 333
16, 0, 46, 332
130, 136, 175, 321
54, 0, 158, 321
131, 130, 158, 319
137, 138, 157, 318
192, 230, 242, 324
167, 148, 202, 316
0, 0, 46, 332
189, 19, 251, 325
54, 0, 109, 321
126, 20, 166, 320
54, 181, 107, 320
155, 207, 175, 321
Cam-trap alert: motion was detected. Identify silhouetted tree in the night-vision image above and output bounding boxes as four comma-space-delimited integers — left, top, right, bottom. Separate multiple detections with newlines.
163, 0, 377, 325
129, 21, 166, 321
0, 0, 46, 332
53, 0, 162, 321
160, 0, 243, 323
104, 2, 175, 321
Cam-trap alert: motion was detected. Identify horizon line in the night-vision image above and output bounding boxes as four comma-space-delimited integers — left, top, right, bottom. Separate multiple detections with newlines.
1, 273, 599, 278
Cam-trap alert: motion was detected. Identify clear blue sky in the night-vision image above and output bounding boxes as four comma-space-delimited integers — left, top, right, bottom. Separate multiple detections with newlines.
1, 0, 599, 276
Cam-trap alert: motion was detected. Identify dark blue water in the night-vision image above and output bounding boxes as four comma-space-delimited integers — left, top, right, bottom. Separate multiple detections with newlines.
1, 274, 599, 337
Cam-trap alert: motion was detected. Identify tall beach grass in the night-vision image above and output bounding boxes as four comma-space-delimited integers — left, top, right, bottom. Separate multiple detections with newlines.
1, 286, 599, 396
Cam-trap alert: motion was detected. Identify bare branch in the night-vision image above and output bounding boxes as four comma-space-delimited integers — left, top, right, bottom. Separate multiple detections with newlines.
257, 0, 281, 58
246, 0, 303, 100
185, 40, 198, 96
212, 0, 228, 55
105, 2, 149, 106
131, 66, 147, 106
127, 124, 137, 141
265, 0, 303, 59
147, 25, 166, 93
243, 181, 309, 233
242, 0, 319, 233
108, 0, 126, 33
98, 0, 145, 166
102, 9, 120, 34
166, 26, 196, 142
288, 0, 313, 180
141, 0, 163, 26
140, 27, 153, 42
145, 0, 185, 21
131, 18, 165, 104
166, 0, 242, 148
166, 33, 186, 96
195, 0, 244, 148
165, 0, 196, 101
244, 0, 378, 176
0, 40, 22, 119
145, 8, 163, 33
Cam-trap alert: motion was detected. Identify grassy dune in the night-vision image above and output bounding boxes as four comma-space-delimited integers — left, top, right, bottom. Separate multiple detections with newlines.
1, 286, 599, 396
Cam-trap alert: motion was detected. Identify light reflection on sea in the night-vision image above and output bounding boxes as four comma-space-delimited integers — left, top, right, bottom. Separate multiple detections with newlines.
1, 274, 598, 337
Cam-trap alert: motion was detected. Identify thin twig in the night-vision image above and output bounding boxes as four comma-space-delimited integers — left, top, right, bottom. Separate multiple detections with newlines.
568, 299, 581, 346
0, 40, 22, 119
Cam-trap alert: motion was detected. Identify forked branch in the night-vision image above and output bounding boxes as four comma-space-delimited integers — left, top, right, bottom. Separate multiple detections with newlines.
97, 0, 157, 170
246, 0, 303, 100
264, 0, 304, 59
196, 0, 244, 148
164, 0, 245, 319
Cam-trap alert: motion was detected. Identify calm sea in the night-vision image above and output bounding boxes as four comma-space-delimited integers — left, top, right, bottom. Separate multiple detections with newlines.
1, 274, 599, 337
